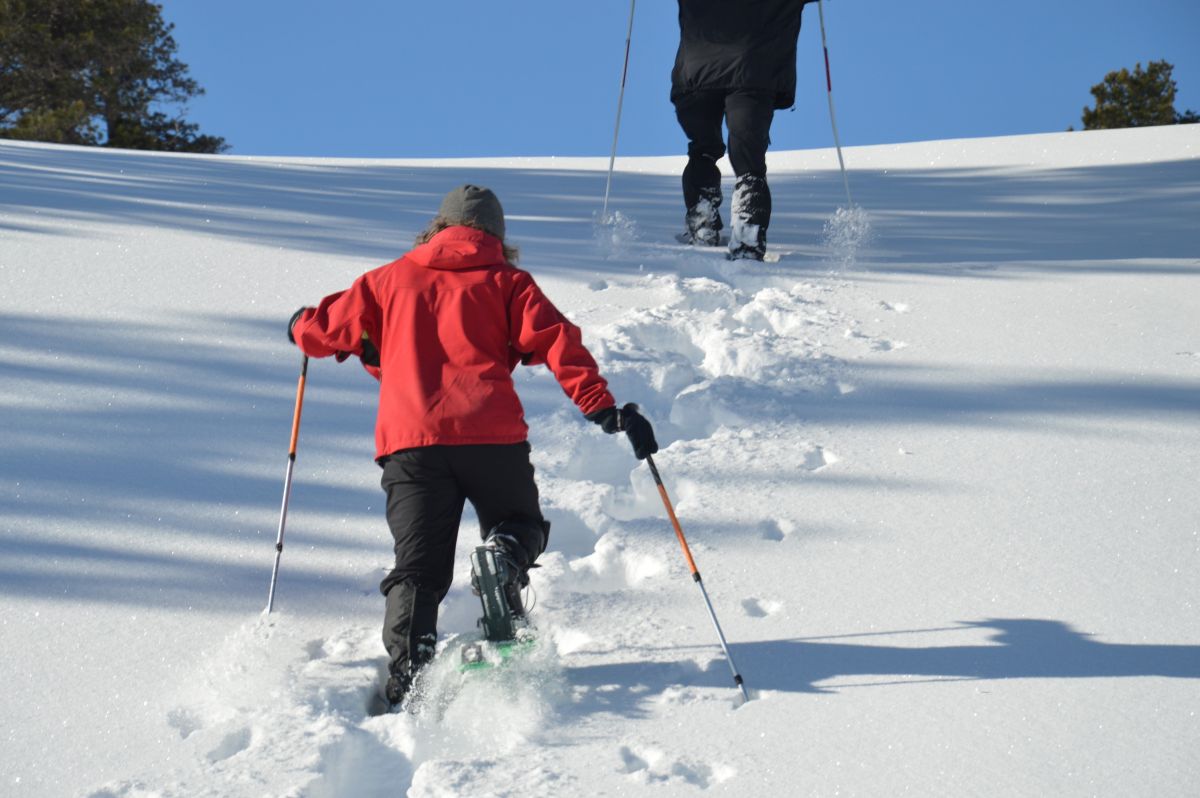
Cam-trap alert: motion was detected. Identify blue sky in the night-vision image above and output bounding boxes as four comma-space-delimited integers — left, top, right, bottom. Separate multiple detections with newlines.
159, 0, 1200, 158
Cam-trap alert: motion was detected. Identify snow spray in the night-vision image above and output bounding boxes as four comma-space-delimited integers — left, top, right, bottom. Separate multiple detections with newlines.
593, 209, 639, 259
822, 205, 873, 269
816, 0, 872, 269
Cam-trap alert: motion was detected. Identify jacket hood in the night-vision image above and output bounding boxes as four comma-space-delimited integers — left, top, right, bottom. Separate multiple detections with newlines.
406, 225, 506, 271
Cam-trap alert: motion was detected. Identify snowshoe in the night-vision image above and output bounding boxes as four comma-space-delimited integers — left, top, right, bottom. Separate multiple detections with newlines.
459, 627, 537, 672
726, 243, 766, 261
675, 230, 729, 247
463, 541, 535, 668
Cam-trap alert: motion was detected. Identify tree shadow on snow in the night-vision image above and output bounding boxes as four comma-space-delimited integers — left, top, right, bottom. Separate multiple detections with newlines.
790, 360, 1200, 433
0, 311, 579, 610
3, 142, 1198, 281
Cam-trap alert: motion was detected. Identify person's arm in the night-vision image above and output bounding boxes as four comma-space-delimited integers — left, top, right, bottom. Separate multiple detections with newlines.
288, 273, 382, 362
508, 272, 659, 460
508, 273, 614, 415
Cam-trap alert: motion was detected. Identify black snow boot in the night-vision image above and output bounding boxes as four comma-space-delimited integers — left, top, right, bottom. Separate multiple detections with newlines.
381, 581, 439, 707
680, 153, 724, 246
682, 186, 724, 247
727, 174, 771, 261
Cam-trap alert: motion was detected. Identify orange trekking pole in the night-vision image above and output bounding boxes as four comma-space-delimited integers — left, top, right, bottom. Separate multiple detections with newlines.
645, 453, 749, 703
265, 354, 308, 613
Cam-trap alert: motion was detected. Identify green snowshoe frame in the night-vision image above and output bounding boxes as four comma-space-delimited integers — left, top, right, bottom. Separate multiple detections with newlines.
459, 635, 536, 672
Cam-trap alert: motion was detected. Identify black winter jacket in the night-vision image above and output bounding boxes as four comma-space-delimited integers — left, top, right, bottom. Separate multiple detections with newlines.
671, 0, 815, 110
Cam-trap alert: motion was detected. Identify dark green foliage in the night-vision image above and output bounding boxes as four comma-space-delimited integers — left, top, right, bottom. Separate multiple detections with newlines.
0, 0, 227, 152
1081, 60, 1198, 130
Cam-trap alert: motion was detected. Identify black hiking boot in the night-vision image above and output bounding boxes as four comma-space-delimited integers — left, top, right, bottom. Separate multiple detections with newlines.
371, 628, 435, 715
727, 174, 770, 261
378, 582, 438, 712
682, 186, 723, 247
384, 671, 414, 707
470, 534, 530, 642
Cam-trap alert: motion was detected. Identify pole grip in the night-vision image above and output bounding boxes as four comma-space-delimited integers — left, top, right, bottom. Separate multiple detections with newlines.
288, 358, 308, 456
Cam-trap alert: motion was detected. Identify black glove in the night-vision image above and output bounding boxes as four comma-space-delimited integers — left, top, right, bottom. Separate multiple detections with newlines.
360, 335, 380, 367
587, 403, 659, 460
287, 307, 311, 344
337, 333, 380, 366
586, 405, 621, 434
619, 404, 659, 459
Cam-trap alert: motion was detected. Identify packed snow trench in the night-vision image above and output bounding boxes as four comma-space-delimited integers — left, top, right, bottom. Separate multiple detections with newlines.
2, 126, 1198, 797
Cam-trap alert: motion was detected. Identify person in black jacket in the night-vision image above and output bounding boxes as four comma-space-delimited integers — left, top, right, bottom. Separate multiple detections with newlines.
671, 0, 815, 261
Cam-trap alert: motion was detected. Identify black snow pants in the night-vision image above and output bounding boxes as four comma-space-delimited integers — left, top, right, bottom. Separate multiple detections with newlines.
673, 88, 775, 252
377, 442, 548, 684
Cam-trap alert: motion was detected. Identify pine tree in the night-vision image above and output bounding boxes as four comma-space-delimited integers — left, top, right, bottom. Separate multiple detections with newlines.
0, 0, 226, 152
1081, 60, 1198, 130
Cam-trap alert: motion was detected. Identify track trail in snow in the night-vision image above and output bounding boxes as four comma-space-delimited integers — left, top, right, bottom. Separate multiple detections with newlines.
86, 234, 915, 797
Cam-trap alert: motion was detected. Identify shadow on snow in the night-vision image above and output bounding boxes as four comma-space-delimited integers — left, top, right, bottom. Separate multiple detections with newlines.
566, 618, 1200, 715
2, 142, 1198, 278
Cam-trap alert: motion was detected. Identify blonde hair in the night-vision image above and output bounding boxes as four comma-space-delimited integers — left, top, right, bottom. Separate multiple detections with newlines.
415, 216, 520, 264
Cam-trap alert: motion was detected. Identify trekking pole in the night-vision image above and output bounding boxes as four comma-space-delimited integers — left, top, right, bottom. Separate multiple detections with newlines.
601, 0, 636, 222
265, 354, 308, 614
645, 454, 750, 703
817, 0, 854, 208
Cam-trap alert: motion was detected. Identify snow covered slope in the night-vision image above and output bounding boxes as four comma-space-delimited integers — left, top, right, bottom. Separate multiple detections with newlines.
1, 125, 1198, 797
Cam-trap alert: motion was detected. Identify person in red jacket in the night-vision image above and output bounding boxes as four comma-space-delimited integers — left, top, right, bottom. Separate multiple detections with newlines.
288, 185, 657, 708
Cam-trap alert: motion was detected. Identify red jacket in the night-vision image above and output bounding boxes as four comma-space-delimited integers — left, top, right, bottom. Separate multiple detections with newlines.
291, 226, 615, 459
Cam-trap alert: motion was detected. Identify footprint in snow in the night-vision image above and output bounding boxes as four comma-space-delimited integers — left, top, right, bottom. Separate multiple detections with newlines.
669, 760, 732, 789
740, 597, 783, 618
206, 727, 253, 763
758, 519, 788, 541
618, 745, 735, 788
166, 707, 203, 740
871, 338, 907, 352
843, 328, 906, 352
618, 745, 651, 774
800, 446, 838, 472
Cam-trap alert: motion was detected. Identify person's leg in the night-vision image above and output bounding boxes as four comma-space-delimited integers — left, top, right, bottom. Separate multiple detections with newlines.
724, 90, 776, 260
673, 89, 727, 245
378, 447, 465, 704
452, 442, 549, 616
381, 581, 438, 704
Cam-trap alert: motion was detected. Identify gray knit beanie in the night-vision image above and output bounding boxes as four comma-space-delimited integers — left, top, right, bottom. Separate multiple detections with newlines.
437, 184, 505, 241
